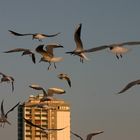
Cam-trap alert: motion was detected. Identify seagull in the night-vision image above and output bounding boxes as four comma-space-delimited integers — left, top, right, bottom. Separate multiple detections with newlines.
71, 130, 104, 140
66, 23, 89, 63
8, 30, 60, 42
0, 100, 20, 127
36, 44, 64, 70
0, 72, 15, 92
24, 118, 67, 134
117, 79, 140, 94
29, 84, 65, 101
3, 48, 36, 64
80, 41, 140, 59
57, 73, 71, 87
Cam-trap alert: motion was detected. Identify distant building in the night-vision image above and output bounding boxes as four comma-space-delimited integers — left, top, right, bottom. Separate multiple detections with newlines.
18, 94, 70, 140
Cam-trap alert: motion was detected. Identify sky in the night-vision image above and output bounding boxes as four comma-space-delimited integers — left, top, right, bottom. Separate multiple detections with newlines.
0, 0, 140, 140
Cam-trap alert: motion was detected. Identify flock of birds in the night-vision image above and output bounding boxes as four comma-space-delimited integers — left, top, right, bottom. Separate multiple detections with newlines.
0, 23, 140, 139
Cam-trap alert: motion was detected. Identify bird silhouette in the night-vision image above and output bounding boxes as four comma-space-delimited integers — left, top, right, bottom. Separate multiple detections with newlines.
36, 44, 64, 70
0, 72, 15, 92
0, 100, 20, 127
57, 73, 71, 87
71, 130, 104, 140
66, 23, 89, 63
8, 30, 60, 42
117, 79, 140, 94
4, 48, 36, 63
80, 41, 140, 59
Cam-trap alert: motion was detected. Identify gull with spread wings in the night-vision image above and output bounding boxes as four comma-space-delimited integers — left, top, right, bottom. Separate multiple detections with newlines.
29, 84, 65, 102
80, 41, 140, 59
117, 79, 140, 94
3, 48, 36, 64
71, 130, 104, 140
0, 100, 20, 127
8, 30, 60, 42
36, 44, 64, 70
66, 23, 89, 63
24, 118, 67, 134
0, 72, 15, 92
57, 73, 71, 87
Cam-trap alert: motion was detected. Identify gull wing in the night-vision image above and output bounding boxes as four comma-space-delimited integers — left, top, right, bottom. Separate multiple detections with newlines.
24, 118, 45, 130
82, 45, 110, 53
31, 53, 36, 64
0, 72, 7, 77
11, 80, 14, 92
86, 131, 104, 140
118, 41, 140, 46
65, 76, 71, 87
41, 32, 61, 37
71, 131, 84, 140
47, 126, 67, 131
35, 44, 48, 56
45, 44, 63, 56
117, 79, 140, 94
58, 73, 71, 87
1, 100, 5, 117
29, 84, 47, 95
5, 102, 20, 118
8, 30, 33, 36
47, 87, 65, 96
74, 23, 83, 50
3, 48, 30, 53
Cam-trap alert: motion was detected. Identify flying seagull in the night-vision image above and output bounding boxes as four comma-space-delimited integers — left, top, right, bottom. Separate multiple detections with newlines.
80, 41, 140, 59
0, 72, 15, 92
29, 84, 65, 101
3, 48, 36, 64
66, 23, 88, 63
36, 44, 64, 70
24, 118, 67, 134
71, 130, 104, 140
0, 100, 20, 127
8, 30, 60, 42
57, 73, 71, 87
117, 79, 140, 94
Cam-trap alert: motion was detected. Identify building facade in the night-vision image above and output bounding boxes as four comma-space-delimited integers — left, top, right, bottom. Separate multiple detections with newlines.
18, 94, 70, 140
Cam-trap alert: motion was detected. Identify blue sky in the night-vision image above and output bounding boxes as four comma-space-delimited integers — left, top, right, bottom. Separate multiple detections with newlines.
0, 0, 140, 140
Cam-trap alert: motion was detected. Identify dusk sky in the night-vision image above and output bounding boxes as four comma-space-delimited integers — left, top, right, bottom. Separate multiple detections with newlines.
0, 0, 140, 140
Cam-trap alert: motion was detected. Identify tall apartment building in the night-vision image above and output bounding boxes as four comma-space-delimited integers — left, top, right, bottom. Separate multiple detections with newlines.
18, 94, 70, 140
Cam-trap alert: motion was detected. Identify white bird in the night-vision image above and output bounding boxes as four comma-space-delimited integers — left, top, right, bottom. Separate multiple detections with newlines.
0, 100, 20, 127
66, 23, 88, 63
0, 72, 15, 92
71, 130, 104, 140
80, 41, 140, 59
36, 44, 64, 70
57, 73, 71, 87
3, 48, 36, 64
29, 84, 65, 102
117, 79, 140, 94
24, 118, 67, 134
8, 30, 60, 42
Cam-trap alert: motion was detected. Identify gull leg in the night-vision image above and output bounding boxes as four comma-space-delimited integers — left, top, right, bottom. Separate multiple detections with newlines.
48, 63, 51, 70
54, 63, 57, 69
116, 54, 119, 59
120, 54, 123, 58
